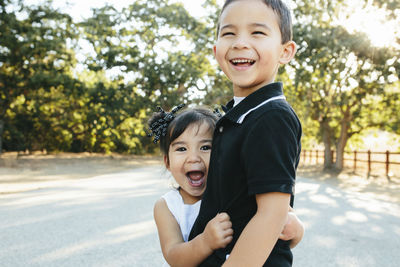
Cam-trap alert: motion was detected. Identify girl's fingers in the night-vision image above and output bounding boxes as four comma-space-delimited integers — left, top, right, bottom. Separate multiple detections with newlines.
219, 220, 232, 229
279, 232, 290, 241
217, 212, 230, 221
224, 228, 234, 237
224, 235, 233, 244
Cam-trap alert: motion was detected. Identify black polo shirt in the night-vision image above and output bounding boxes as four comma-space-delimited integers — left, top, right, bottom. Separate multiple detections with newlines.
189, 82, 302, 267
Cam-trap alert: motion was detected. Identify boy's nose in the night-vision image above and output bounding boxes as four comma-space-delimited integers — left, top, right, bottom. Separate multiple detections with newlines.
232, 37, 250, 49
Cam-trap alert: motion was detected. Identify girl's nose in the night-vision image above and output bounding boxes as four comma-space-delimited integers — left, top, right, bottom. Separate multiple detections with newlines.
186, 151, 201, 163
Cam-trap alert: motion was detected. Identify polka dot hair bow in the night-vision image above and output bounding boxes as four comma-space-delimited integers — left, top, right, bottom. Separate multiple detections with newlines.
148, 104, 185, 143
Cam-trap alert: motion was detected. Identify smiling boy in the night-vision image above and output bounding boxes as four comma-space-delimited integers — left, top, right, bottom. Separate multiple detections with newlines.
189, 0, 302, 266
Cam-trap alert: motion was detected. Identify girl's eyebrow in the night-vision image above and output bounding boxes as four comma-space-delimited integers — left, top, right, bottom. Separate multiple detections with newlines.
171, 141, 186, 147
171, 139, 212, 146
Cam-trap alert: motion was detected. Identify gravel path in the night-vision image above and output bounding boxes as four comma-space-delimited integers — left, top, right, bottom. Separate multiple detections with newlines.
1, 164, 399, 267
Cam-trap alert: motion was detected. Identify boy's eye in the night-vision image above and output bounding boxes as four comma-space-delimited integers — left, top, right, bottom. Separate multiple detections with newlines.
200, 145, 212, 151
221, 31, 234, 36
253, 31, 266, 35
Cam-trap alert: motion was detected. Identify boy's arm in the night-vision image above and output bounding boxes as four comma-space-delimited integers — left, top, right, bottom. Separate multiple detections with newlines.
279, 208, 305, 248
154, 199, 232, 267
222, 192, 290, 266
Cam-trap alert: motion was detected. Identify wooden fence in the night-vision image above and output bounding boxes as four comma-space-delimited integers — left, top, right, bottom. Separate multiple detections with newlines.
300, 149, 400, 178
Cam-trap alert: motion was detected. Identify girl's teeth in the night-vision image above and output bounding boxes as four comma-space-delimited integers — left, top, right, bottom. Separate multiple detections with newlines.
189, 178, 203, 185
187, 171, 205, 186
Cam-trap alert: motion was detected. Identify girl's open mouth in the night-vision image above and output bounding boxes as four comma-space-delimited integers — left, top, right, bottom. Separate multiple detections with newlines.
186, 171, 205, 187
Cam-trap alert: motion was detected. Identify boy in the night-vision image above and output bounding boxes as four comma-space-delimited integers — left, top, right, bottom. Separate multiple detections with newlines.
189, 0, 301, 266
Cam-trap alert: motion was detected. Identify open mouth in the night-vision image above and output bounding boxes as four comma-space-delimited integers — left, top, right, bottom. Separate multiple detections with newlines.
230, 58, 255, 66
186, 171, 205, 187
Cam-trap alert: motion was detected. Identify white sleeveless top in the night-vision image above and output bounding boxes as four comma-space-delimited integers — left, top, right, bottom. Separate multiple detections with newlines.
161, 189, 201, 242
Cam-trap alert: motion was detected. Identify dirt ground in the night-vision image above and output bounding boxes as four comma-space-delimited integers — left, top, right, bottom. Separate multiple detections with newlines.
1, 152, 399, 203
0, 152, 163, 194
297, 164, 400, 204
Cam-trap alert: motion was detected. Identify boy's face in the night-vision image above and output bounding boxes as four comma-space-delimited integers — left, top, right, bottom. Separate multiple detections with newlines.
214, 0, 295, 97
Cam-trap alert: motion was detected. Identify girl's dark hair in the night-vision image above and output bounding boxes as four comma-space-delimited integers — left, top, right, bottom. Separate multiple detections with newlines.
217, 0, 293, 44
148, 107, 219, 158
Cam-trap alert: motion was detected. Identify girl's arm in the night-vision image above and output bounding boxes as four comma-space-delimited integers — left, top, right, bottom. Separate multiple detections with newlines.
154, 198, 233, 267
279, 208, 305, 248
222, 192, 290, 266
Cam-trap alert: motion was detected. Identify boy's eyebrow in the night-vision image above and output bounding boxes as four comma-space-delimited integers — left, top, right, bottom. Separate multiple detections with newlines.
219, 23, 271, 31
219, 24, 235, 32
251, 23, 272, 31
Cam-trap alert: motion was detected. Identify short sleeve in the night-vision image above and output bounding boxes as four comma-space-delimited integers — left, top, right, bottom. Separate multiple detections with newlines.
242, 108, 300, 196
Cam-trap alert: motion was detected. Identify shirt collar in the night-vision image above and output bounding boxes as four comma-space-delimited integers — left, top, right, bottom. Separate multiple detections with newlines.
222, 82, 284, 123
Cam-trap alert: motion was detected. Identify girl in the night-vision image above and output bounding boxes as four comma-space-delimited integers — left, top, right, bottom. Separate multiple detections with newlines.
148, 106, 303, 267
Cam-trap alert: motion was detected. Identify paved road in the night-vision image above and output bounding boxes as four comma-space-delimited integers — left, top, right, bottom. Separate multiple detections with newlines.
1, 165, 399, 266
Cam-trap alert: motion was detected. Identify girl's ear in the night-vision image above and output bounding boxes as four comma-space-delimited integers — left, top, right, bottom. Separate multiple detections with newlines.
279, 41, 297, 64
164, 155, 170, 169
213, 45, 217, 58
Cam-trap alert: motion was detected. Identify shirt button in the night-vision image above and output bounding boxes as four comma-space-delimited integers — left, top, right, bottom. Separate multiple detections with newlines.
219, 126, 223, 133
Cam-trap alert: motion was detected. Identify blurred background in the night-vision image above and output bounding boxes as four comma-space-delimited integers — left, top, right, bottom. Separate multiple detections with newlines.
1, 0, 399, 175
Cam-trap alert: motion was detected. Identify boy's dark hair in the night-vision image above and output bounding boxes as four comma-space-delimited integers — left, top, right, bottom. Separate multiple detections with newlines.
217, 0, 293, 44
148, 107, 218, 161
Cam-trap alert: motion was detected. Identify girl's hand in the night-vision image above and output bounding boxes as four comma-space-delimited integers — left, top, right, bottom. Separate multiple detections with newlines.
279, 211, 297, 240
279, 209, 304, 248
203, 212, 233, 250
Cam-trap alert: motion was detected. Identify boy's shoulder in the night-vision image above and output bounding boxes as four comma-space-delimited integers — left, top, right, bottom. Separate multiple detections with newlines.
250, 98, 298, 123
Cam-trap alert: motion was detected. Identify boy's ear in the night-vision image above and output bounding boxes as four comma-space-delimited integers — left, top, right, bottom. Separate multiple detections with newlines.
164, 155, 170, 169
279, 41, 297, 65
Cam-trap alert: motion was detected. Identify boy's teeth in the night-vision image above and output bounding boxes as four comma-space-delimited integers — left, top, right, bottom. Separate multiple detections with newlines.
231, 59, 254, 64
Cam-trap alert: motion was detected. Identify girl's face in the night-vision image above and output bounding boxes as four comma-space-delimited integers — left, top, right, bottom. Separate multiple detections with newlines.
165, 122, 213, 204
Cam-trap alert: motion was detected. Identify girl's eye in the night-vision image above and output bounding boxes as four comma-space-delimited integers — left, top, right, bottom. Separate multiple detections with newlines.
200, 145, 212, 151
176, 147, 186, 152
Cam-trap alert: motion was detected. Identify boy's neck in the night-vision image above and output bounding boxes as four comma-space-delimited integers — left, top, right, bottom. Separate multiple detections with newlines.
233, 80, 276, 97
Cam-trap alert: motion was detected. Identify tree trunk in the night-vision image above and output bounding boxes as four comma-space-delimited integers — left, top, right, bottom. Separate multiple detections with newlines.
335, 115, 350, 171
0, 119, 4, 154
321, 118, 333, 169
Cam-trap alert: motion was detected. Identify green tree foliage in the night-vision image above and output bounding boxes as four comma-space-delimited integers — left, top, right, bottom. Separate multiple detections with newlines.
1, 0, 399, 160
290, 0, 400, 170
77, 0, 221, 153
0, 0, 79, 152
2, 0, 220, 154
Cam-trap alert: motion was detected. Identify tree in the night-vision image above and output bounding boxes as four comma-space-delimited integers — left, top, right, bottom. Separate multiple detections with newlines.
79, 0, 218, 152
290, 0, 399, 171
0, 0, 78, 153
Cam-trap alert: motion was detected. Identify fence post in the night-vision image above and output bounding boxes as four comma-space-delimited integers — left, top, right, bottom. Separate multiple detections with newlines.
367, 150, 371, 177
316, 150, 318, 164
386, 150, 390, 179
353, 150, 357, 173
303, 150, 306, 163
